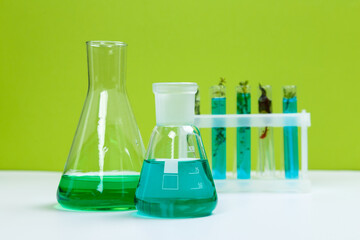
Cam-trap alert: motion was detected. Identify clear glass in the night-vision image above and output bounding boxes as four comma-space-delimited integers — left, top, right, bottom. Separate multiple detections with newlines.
135, 125, 217, 218
257, 85, 275, 178
57, 41, 145, 210
236, 84, 251, 179
283, 85, 299, 179
210, 85, 226, 179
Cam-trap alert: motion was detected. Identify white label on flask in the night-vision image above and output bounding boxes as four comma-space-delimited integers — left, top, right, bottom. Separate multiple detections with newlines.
164, 159, 179, 174
162, 174, 179, 190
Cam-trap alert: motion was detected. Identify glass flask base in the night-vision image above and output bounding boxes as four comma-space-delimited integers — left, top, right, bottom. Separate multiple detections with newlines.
135, 159, 217, 218
135, 197, 216, 218
57, 173, 139, 211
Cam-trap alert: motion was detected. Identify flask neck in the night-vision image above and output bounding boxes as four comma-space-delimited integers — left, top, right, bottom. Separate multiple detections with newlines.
153, 83, 198, 126
155, 93, 195, 125
87, 41, 127, 91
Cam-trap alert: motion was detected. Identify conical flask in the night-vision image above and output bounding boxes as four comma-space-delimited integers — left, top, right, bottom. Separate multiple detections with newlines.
57, 41, 145, 210
135, 83, 217, 218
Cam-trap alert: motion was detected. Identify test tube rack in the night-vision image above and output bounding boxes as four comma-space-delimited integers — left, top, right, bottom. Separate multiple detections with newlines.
194, 110, 311, 193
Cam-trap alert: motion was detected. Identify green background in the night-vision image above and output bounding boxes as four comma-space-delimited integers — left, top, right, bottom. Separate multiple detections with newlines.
1, 0, 359, 171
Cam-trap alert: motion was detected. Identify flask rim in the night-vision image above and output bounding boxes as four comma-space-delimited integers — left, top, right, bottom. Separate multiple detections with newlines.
153, 82, 198, 94
86, 41, 128, 47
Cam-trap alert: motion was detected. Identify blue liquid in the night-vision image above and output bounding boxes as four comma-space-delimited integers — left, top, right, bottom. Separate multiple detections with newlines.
236, 92, 251, 179
135, 159, 217, 218
211, 97, 226, 179
283, 97, 299, 179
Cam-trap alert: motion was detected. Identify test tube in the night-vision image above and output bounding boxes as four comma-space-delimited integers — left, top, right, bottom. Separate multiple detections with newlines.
195, 87, 200, 115
283, 85, 299, 179
257, 84, 275, 177
210, 82, 226, 179
236, 82, 251, 179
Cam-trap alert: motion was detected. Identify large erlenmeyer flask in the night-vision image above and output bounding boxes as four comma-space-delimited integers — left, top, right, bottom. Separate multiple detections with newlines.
135, 83, 217, 218
57, 41, 145, 210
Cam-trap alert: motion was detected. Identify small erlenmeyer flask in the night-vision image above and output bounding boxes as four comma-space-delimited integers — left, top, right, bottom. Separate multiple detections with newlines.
135, 83, 217, 218
57, 41, 145, 210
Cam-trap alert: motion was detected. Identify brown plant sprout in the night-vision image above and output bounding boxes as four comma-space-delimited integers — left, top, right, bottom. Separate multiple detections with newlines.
258, 84, 272, 139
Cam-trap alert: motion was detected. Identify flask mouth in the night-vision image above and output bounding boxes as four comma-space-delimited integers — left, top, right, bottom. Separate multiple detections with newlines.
153, 82, 198, 94
86, 41, 128, 47
153, 82, 197, 125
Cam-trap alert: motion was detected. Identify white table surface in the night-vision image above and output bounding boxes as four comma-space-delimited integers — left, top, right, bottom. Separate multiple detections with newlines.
0, 171, 359, 240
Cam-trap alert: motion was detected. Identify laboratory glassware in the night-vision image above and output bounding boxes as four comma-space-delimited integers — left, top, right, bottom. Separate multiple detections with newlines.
283, 85, 299, 179
236, 81, 251, 179
210, 78, 227, 179
195, 87, 200, 115
257, 84, 275, 177
57, 41, 145, 210
135, 82, 217, 218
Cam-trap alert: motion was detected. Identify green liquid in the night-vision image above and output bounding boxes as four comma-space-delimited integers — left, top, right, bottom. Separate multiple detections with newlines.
57, 174, 139, 210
